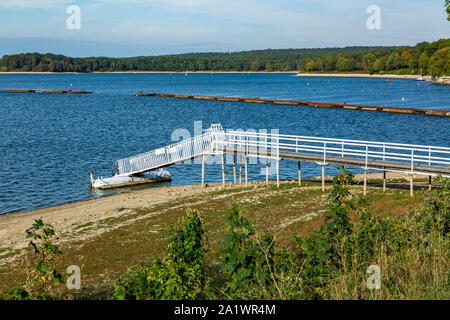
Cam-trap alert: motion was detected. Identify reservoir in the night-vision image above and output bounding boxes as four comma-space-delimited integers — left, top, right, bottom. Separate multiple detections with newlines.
0, 73, 449, 214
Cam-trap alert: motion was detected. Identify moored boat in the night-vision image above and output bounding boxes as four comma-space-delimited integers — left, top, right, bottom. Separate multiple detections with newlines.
89, 169, 171, 190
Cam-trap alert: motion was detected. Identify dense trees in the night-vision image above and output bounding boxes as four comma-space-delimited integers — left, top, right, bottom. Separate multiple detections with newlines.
446, 0, 450, 20
299, 39, 450, 76
0, 39, 448, 76
0, 46, 385, 73
428, 47, 450, 77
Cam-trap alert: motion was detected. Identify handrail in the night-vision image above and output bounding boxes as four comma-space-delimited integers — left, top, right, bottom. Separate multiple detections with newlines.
115, 124, 450, 176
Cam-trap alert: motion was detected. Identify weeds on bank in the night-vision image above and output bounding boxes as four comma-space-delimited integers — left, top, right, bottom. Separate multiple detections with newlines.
1, 171, 448, 300
110, 169, 449, 300
1, 219, 65, 300
112, 209, 205, 300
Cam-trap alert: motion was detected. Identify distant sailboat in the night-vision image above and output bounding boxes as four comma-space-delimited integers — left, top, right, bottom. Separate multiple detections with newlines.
415, 68, 427, 82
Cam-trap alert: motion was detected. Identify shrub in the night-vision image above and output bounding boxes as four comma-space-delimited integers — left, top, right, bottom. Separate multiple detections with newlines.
6, 219, 64, 300
111, 172, 449, 300
218, 205, 303, 299
113, 209, 205, 300
219, 206, 274, 298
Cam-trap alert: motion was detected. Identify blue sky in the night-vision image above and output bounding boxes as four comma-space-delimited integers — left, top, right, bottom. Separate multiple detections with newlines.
0, 0, 448, 57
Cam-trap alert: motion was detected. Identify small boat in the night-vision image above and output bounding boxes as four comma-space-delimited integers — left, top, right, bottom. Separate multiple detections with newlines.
89, 169, 171, 190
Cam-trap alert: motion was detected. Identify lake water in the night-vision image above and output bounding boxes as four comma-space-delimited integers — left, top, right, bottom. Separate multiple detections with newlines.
0, 73, 449, 214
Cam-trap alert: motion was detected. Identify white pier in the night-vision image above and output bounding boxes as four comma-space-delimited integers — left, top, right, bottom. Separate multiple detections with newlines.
115, 124, 450, 196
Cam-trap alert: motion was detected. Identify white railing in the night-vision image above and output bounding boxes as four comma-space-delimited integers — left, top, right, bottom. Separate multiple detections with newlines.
115, 124, 450, 176
219, 130, 450, 172
116, 131, 215, 175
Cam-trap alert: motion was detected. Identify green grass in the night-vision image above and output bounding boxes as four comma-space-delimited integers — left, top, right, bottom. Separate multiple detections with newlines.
73, 222, 94, 230
0, 181, 431, 298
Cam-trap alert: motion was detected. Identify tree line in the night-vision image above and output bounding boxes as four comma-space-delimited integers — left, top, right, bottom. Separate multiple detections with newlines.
300, 38, 449, 77
0, 39, 448, 76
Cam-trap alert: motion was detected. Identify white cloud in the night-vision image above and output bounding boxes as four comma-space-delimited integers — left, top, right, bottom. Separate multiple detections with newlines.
96, 0, 308, 23
0, 0, 73, 8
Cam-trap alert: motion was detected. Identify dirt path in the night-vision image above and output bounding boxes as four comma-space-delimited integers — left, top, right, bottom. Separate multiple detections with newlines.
0, 184, 204, 255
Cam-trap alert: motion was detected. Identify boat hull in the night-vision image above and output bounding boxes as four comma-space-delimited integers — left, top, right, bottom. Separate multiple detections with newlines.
94, 176, 171, 190
91, 169, 172, 189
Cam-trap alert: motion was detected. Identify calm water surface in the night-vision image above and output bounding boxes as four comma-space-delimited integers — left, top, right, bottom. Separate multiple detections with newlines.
0, 73, 449, 214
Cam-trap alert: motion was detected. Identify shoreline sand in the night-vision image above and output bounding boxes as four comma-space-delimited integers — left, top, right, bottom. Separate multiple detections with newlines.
296, 73, 422, 79
0, 171, 433, 266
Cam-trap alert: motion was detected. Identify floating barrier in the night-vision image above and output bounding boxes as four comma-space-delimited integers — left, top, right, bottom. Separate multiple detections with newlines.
0, 89, 35, 93
135, 92, 450, 118
0, 89, 94, 94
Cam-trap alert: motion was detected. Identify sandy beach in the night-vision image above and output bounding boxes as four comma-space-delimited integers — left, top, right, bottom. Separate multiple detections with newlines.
0, 170, 432, 266
296, 73, 422, 79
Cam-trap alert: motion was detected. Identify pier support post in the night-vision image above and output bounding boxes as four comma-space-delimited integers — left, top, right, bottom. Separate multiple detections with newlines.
233, 152, 237, 184
410, 175, 414, 197
202, 153, 205, 189
428, 175, 432, 191
266, 158, 269, 185
298, 161, 301, 186
363, 169, 367, 196
88, 172, 94, 189
383, 171, 386, 192
222, 154, 225, 188
245, 156, 248, 187
321, 165, 325, 192
239, 155, 242, 185
276, 159, 280, 188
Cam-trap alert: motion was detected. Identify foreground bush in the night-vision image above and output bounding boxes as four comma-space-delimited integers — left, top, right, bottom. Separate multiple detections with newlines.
112, 171, 449, 300
112, 209, 205, 300
2, 219, 65, 300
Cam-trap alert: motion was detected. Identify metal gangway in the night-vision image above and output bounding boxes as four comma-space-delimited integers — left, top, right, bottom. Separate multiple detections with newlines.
115, 124, 450, 194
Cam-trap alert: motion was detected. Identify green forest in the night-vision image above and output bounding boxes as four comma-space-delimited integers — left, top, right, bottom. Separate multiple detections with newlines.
0, 38, 449, 77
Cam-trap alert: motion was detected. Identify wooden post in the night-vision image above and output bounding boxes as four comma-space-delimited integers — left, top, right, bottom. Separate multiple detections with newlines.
222, 154, 225, 188
383, 170, 386, 192
245, 156, 248, 187
239, 155, 242, 185
428, 175, 432, 191
410, 175, 414, 197
201, 153, 205, 189
233, 152, 237, 184
266, 158, 269, 185
321, 164, 325, 192
276, 159, 280, 188
298, 161, 301, 186
88, 172, 94, 189
363, 169, 367, 196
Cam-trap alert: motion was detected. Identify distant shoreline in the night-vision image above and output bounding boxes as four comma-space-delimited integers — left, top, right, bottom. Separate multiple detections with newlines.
296, 73, 422, 79
0, 71, 298, 75
0, 71, 422, 78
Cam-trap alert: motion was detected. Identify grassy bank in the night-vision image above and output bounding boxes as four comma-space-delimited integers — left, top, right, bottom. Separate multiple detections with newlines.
0, 173, 448, 299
